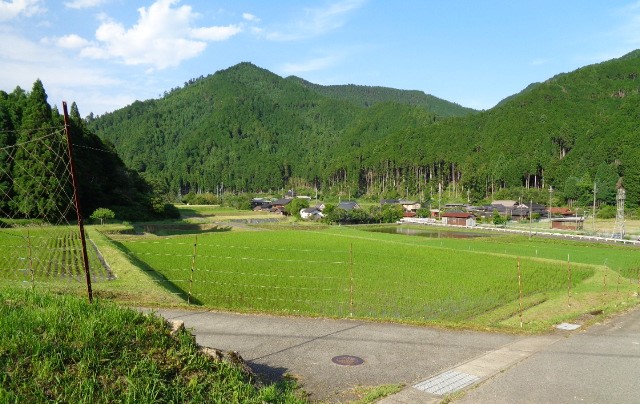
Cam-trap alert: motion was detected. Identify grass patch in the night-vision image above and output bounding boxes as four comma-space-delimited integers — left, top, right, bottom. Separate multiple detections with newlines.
0, 287, 304, 403
349, 384, 404, 403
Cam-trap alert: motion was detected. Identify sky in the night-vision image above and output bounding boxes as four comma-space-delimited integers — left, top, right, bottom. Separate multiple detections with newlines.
2, 0, 640, 117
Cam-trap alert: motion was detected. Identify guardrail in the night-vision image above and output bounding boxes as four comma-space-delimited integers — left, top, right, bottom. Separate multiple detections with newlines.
399, 218, 640, 246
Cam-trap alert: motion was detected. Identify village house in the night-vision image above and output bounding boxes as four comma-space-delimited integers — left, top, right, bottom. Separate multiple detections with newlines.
300, 206, 324, 220
441, 212, 476, 227
269, 198, 293, 215
380, 199, 421, 212
548, 207, 575, 217
551, 217, 584, 230
337, 201, 360, 211
251, 198, 271, 210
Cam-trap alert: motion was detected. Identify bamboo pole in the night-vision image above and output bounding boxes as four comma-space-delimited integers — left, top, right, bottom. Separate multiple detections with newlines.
188, 235, 198, 305
518, 257, 523, 328
349, 243, 354, 317
567, 254, 572, 307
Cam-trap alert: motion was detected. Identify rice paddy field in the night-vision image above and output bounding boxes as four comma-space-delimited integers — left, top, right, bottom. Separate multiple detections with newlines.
1, 212, 638, 331
0, 226, 110, 285
108, 223, 640, 330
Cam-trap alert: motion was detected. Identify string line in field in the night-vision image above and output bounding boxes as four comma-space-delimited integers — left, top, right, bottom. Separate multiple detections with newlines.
126, 251, 346, 265
197, 278, 343, 293
143, 266, 344, 280
113, 238, 349, 255
188, 292, 347, 307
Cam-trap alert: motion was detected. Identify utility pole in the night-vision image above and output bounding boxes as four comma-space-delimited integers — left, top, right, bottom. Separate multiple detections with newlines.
529, 199, 533, 238
438, 182, 442, 219
592, 182, 597, 234
548, 186, 553, 220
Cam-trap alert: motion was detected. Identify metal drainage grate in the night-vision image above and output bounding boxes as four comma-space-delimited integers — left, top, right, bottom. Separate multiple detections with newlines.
331, 355, 364, 366
413, 370, 479, 395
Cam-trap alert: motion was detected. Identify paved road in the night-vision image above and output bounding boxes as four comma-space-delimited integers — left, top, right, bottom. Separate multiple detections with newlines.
457, 306, 640, 404
151, 307, 640, 403
151, 309, 516, 402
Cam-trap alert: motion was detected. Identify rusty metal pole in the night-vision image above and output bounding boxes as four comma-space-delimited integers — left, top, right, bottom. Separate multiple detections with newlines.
62, 101, 93, 303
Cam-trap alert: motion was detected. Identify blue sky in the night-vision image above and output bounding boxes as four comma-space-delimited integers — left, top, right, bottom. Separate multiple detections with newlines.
2, 0, 640, 116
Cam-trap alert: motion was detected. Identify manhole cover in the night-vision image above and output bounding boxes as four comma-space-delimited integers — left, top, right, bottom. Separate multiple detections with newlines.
331, 355, 364, 366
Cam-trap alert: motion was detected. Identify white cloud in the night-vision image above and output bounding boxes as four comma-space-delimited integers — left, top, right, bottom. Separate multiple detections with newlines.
191, 24, 242, 41
0, 0, 44, 21
64, 0, 108, 9
77, 0, 241, 69
242, 12, 259, 22
266, 0, 366, 41
49, 34, 92, 49
0, 30, 124, 115
281, 54, 342, 74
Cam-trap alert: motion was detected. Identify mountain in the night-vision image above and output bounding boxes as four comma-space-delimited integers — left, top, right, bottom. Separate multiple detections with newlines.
88, 52, 640, 207
88, 62, 444, 195
284, 76, 476, 117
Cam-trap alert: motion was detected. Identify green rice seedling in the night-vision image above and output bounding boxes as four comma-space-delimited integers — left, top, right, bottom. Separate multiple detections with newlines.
116, 227, 598, 326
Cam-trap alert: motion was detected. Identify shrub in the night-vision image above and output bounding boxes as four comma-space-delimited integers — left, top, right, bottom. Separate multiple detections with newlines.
285, 198, 309, 218
596, 205, 616, 219
90, 207, 115, 224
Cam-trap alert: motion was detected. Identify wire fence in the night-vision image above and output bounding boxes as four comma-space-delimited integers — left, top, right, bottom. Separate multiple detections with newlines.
0, 118, 105, 298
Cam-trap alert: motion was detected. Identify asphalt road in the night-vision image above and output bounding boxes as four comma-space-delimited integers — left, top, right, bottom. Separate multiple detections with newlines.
457, 306, 640, 404
151, 309, 515, 402
151, 307, 640, 403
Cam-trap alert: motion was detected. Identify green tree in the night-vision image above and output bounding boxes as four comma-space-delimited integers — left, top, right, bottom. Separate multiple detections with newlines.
90, 207, 115, 224
380, 204, 404, 223
0, 98, 16, 213
492, 209, 507, 227
12, 80, 69, 220
285, 198, 309, 218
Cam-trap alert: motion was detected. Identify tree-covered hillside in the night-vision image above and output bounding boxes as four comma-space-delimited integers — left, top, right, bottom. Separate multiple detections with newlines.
89, 51, 640, 207
285, 76, 476, 117
89, 62, 442, 196
0, 81, 175, 221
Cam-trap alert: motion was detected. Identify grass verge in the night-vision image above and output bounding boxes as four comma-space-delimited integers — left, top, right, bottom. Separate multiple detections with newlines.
0, 287, 304, 403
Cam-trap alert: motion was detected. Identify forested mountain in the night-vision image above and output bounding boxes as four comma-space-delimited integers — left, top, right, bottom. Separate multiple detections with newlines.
89, 62, 443, 195
285, 76, 476, 117
89, 51, 640, 207
0, 81, 174, 221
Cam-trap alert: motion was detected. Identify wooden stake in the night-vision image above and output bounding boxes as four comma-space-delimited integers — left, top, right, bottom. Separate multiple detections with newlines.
27, 229, 34, 289
188, 235, 197, 305
349, 243, 354, 317
567, 254, 572, 307
518, 257, 523, 328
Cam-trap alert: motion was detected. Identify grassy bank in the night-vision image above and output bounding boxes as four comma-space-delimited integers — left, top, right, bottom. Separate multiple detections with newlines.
0, 287, 303, 403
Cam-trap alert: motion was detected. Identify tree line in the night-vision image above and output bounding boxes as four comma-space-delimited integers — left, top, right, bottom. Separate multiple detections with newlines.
0, 80, 177, 222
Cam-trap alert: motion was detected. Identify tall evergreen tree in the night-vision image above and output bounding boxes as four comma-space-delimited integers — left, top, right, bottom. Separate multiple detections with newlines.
0, 94, 16, 214
12, 80, 70, 221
